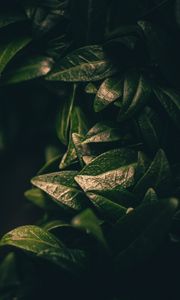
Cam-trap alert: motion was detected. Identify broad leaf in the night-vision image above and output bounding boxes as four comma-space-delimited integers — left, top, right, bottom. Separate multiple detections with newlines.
2, 56, 53, 84
45, 45, 116, 82
94, 76, 123, 112
0, 226, 88, 275
31, 171, 89, 211
0, 35, 31, 73
25, 188, 57, 210
82, 122, 122, 144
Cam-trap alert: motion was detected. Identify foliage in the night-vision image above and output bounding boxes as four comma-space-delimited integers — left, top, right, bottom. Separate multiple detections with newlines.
0, 0, 180, 299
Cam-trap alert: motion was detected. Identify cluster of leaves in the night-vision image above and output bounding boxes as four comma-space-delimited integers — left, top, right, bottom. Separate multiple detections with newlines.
0, 0, 180, 299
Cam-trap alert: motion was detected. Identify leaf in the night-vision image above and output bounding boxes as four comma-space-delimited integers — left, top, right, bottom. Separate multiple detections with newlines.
24, 0, 69, 37
72, 133, 93, 167
86, 192, 127, 223
135, 151, 150, 181
154, 86, 180, 130
112, 197, 178, 270
56, 84, 76, 145
37, 155, 62, 175
77, 148, 137, 176
0, 35, 31, 73
75, 148, 137, 195
2, 56, 53, 84
0, 12, 26, 29
0, 226, 88, 275
82, 122, 122, 144
24, 188, 57, 210
94, 76, 123, 112
142, 188, 158, 203
85, 82, 98, 94
60, 106, 88, 169
31, 171, 89, 211
137, 107, 162, 153
133, 149, 172, 197
72, 209, 108, 249
117, 71, 151, 121
45, 45, 116, 82
0, 253, 19, 290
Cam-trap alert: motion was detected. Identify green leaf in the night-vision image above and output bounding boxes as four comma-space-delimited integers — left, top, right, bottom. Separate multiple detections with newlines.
56, 84, 76, 145
45, 45, 116, 82
154, 86, 180, 130
0, 226, 88, 275
72, 209, 108, 249
86, 192, 127, 222
37, 155, 62, 175
85, 82, 98, 94
2, 56, 53, 84
112, 197, 178, 270
75, 148, 137, 194
117, 71, 151, 121
24, 188, 57, 210
135, 151, 150, 181
31, 171, 88, 211
0, 253, 19, 290
72, 133, 93, 167
142, 188, 158, 203
60, 106, 88, 169
0, 35, 31, 73
77, 148, 137, 176
94, 76, 123, 112
133, 149, 172, 197
82, 122, 122, 144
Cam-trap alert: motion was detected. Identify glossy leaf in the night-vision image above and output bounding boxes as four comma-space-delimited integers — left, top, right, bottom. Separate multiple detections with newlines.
45, 45, 116, 82
31, 171, 88, 211
94, 76, 123, 112
154, 86, 180, 130
0, 225, 88, 275
2, 56, 53, 84
0, 35, 31, 73
82, 122, 122, 144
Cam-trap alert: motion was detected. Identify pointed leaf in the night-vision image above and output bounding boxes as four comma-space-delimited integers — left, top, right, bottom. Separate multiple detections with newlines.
94, 76, 123, 112
31, 171, 88, 211
45, 45, 116, 82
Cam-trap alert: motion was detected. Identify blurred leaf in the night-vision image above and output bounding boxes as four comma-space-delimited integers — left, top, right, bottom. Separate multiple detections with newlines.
133, 149, 172, 197
154, 86, 180, 130
0, 11, 26, 29
0, 34, 31, 73
25, 188, 57, 210
72, 209, 108, 249
2, 56, 53, 84
0, 253, 19, 291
